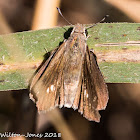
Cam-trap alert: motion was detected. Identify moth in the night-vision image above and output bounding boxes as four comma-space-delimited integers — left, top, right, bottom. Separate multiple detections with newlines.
29, 10, 109, 122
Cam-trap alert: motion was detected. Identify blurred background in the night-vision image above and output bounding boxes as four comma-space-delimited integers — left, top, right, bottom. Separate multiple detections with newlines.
0, 0, 140, 140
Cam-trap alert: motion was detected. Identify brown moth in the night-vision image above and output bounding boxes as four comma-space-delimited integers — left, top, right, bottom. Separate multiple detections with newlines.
29, 23, 109, 122
29, 8, 109, 122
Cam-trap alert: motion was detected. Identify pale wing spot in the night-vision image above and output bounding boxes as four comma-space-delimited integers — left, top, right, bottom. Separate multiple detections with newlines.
50, 85, 55, 91
46, 87, 49, 93
84, 90, 88, 98
89, 103, 91, 108
37, 91, 39, 95
84, 90, 87, 96
93, 96, 97, 102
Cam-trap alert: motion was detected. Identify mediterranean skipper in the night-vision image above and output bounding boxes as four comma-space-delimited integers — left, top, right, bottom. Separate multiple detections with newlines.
29, 8, 109, 122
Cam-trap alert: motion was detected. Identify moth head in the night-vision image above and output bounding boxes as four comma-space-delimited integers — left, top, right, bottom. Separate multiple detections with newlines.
71, 23, 88, 36
73, 23, 85, 33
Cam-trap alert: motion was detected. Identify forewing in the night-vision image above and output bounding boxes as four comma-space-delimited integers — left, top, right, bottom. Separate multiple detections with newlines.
78, 46, 108, 122
30, 43, 65, 111
81, 48, 100, 122
30, 47, 59, 90
89, 49, 108, 110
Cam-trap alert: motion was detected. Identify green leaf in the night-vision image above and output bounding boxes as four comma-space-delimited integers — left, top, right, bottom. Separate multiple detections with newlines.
0, 23, 140, 91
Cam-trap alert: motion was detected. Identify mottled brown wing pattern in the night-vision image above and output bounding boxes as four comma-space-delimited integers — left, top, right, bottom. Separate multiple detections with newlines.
78, 46, 108, 122
29, 23, 109, 122
30, 43, 65, 111
30, 47, 59, 92
89, 49, 108, 110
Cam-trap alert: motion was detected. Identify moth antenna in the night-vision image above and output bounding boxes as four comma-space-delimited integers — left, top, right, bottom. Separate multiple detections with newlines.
86, 15, 109, 29
56, 7, 72, 25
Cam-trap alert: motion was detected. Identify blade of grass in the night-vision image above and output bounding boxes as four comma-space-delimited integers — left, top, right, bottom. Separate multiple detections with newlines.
0, 23, 140, 91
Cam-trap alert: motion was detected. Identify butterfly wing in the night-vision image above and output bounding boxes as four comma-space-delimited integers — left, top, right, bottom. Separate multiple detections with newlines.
30, 43, 65, 111
78, 46, 108, 122
89, 49, 108, 110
